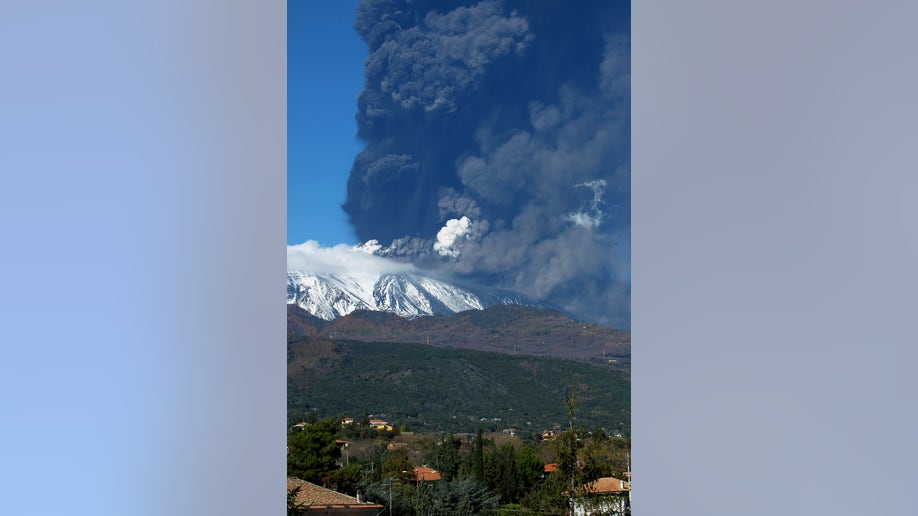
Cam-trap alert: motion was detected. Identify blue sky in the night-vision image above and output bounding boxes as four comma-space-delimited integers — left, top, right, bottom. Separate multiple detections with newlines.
288, 0, 364, 246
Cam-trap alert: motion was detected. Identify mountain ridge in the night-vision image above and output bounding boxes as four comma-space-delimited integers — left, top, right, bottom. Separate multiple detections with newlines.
287, 270, 545, 321
288, 303, 630, 363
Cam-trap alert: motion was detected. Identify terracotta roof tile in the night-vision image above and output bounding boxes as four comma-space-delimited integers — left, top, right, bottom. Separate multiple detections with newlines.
413, 466, 441, 482
580, 476, 630, 494
287, 477, 384, 509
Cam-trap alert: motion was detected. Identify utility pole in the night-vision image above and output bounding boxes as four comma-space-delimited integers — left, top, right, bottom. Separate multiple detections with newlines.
381, 477, 394, 516
627, 450, 632, 514
564, 390, 578, 501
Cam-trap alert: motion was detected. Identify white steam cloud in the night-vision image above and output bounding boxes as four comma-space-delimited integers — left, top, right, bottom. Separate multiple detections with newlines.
434, 216, 479, 258
352, 239, 383, 255
287, 240, 415, 275
565, 179, 608, 228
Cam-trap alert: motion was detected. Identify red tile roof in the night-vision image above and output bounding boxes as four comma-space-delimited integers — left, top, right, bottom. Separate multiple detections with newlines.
413, 466, 441, 482
580, 476, 630, 494
544, 462, 559, 473
287, 477, 384, 509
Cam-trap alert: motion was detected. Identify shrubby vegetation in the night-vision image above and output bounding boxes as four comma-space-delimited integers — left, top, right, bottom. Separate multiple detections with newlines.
287, 334, 631, 514
288, 338, 630, 433
287, 400, 630, 515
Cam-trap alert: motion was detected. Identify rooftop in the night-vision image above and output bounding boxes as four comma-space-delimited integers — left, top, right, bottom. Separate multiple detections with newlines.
580, 476, 630, 495
287, 477, 384, 509
413, 466, 441, 482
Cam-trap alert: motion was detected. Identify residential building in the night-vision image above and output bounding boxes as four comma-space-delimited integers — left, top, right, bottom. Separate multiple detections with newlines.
287, 477, 384, 515
413, 466, 441, 482
568, 476, 631, 516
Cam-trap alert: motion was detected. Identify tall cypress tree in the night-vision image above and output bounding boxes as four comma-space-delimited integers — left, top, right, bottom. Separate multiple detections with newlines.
558, 390, 582, 493
472, 427, 485, 483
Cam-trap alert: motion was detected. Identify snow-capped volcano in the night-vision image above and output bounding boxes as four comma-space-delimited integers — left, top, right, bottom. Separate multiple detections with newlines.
287, 270, 537, 320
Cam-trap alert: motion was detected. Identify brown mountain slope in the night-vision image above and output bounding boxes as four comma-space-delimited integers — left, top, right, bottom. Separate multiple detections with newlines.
287, 304, 330, 338
287, 304, 629, 362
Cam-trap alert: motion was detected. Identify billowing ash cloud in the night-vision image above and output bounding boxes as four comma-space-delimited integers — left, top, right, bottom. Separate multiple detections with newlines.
342, 0, 630, 328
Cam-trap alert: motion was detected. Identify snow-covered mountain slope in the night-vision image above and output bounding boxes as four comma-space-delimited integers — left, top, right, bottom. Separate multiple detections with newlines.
287, 270, 538, 320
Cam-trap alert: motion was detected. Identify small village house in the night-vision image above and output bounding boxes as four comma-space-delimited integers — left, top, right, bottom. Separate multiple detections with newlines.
287, 477, 384, 515
568, 476, 631, 516
368, 419, 393, 431
412, 466, 441, 482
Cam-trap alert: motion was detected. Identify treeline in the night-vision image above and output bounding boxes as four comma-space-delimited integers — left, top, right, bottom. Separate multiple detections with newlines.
288, 413, 630, 515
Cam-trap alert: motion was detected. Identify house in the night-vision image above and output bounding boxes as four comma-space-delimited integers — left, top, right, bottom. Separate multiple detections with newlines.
568, 476, 631, 516
541, 430, 559, 441
287, 477, 384, 515
544, 462, 559, 474
368, 419, 393, 431
413, 466, 441, 482
341, 417, 354, 425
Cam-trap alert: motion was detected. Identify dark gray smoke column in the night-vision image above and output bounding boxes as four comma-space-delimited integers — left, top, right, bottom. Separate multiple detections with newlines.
346, 0, 630, 328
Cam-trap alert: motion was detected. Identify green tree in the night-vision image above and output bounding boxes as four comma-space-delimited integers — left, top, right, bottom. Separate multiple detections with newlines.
556, 389, 584, 493
579, 434, 629, 484
287, 417, 341, 483
472, 427, 485, 483
428, 478, 500, 515
431, 432, 462, 481
515, 446, 544, 495
325, 463, 362, 495
488, 443, 520, 502
359, 477, 414, 516
381, 449, 415, 484
521, 472, 568, 514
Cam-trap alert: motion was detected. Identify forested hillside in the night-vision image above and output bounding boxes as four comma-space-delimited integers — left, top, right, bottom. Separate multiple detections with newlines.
288, 336, 630, 434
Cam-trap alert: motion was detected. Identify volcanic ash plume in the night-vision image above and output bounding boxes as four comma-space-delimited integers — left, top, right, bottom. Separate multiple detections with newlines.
342, 0, 630, 328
